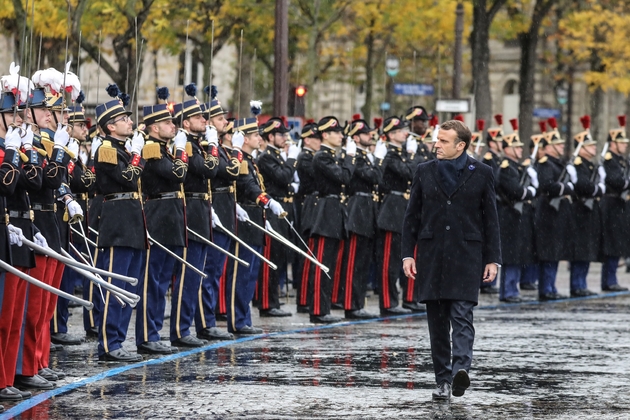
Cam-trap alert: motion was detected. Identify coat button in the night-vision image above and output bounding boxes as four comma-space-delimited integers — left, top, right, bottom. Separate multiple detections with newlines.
447, 200, 451, 205
446, 226, 450, 231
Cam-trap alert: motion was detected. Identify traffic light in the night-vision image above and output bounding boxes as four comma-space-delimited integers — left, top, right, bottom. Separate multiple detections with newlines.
296, 85, 307, 97
289, 85, 308, 117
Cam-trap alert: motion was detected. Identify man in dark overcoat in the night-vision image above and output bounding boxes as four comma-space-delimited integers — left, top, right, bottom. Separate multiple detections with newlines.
401, 120, 501, 400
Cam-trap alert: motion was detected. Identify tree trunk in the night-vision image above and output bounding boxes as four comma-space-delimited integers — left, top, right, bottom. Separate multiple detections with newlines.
361, 31, 375, 122
471, 1, 493, 124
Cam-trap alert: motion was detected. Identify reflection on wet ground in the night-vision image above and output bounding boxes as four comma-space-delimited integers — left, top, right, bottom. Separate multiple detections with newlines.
5, 293, 630, 419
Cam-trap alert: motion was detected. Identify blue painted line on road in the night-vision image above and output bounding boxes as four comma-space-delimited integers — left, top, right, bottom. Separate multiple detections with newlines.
2, 290, 628, 419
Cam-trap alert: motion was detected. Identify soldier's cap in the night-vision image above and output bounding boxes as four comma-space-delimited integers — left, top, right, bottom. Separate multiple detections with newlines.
234, 117, 258, 135
502, 133, 524, 148
172, 99, 203, 121
66, 105, 87, 124
317, 116, 345, 133
261, 117, 291, 135
470, 132, 485, 148
95, 99, 132, 129
301, 122, 321, 139
225, 118, 235, 135
0, 92, 17, 113
204, 98, 227, 120
45, 92, 64, 111
608, 115, 629, 143
143, 104, 173, 126
404, 105, 431, 121
485, 127, 503, 143
22, 87, 49, 109
347, 119, 372, 137
382, 116, 408, 134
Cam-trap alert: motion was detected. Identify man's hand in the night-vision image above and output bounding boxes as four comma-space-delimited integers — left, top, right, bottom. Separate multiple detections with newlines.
402, 258, 416, 278
483, 263, 498, 283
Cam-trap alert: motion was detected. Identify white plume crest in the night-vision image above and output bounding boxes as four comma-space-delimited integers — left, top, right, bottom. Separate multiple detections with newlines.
1, 62, 33, 104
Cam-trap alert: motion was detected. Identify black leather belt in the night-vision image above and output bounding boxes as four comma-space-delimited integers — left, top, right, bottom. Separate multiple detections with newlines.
104, 192, 140, 201
353, 192, 372, 197
274, 196, 294, 203
212, 186, 235, 194
185, 192, 210, 200
389, 190, 410, 197
31, 203, 56, 212
75, 193, 89, 201
9, 210, 34, 220
147, 191, 184, 200
323, 194, 340, 199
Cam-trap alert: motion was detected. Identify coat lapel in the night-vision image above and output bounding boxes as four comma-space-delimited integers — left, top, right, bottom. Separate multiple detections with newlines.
450, 156, 476, 197
431, 160, 450, 197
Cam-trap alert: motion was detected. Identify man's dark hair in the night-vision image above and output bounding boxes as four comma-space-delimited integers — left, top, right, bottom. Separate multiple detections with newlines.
102, 119, 116, 136
440, 120, 471, 150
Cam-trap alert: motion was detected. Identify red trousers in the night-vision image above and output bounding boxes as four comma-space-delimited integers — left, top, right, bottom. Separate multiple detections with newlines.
0, 269, 28, 387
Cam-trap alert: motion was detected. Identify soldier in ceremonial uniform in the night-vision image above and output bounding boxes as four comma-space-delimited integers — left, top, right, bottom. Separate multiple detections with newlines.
135, 90, 189, 354
467, 120, 485, 158
339, 119, 382, 319
94, 85, 147, 362
567, 116, 603, 297
376, 116, 413, 315
599, 116, 630, 292
404, 105, 433, 163
0, 89, 37, 402
496, 119, 537, 303
256, 117, 299, 317
295, 122, 321, 313
534, 118, 573, 301
303, 116, 356, 323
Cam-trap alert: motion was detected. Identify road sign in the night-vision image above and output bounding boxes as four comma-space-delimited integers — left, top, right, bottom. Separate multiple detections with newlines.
380, 102, 391, 111
385, 57, 399, 77
286, 116, 304, 142
435, 99, 470, 113
533, 108, 561, 119
393, 83, 435, 96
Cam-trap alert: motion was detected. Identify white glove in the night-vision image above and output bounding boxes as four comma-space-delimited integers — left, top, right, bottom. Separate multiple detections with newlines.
293, 171, 300, 183
235, 204, 250, 222
232, 131, 245, 149
67, 139, 79, 159
566, 182, 574, 191
173, 130, 187, 151
66, 199, 84, 219
597, 182, 606, 195
34, 232, 48, 248
205, 126, 219, 146
79, 149, 88, 165
266, 198, 284, 216
374, 141, 387, 160
125, 139, 132, 154
566, 164, 578, 184
7, 224, 23, 246
91, 137, 102, 159
130, 131, 144, 155
265, 219, 274, 232
4, 126, 21, 150
527, 186, 536, 198
54, 123, 70, 147
22, 124, 33, 150
291, 182, 299, 193
211, 207, 223, 229
598, 166, 607, 183
526, 167, 539, 188
367, 153, 375, 164
406, 138, 418, 155
287, 143, 300, 160
345, 138, 357, 156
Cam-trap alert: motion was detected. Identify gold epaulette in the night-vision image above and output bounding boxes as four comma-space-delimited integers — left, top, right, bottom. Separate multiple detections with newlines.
41, 137, 54, 158
239, 160, 249, 175
605, 152, 612, 161
538, 156, 548, 164
97, 141, 118, 164
522, 158, 531, 167
142, 141, 162, 160
500, 159, 509, 169
200, 141, 209, 147
484, 152, 492, 161
185, 142, 193, 156
573, 156, 582, 166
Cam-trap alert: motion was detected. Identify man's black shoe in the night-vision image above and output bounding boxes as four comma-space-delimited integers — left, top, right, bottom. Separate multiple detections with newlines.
43, 367, 65, 380
380, 306, 412, 316
137, 341, 173, 354
571, 289, 597, 297
171, 335, 207, 348
7, 386, 31, 399
98, 348, 143, 362
539, 292, 567, 301
330, 302, 344, 310
432, 382, 451, 400
14, 375, 54, 390
0, 387, 24, 401
50, 342, 63, 352
198, 327, 234, 341
259, 308, 292, 317
37, 368, 58, 382
296, 305, 310, 313
402, 301, 426, 312
452, 369, 470, 397
233, 325, 263, 335
0, 404, 4, 413
520, 283, 537, 290
215, 314, 228, 321
345, 309, 378, 319
500, 296, 523, 303
602, 284, 629, 292
85, 327, 99, 339
51, 333, 83, 345
309, 314, 342, 324
480, 286, 499, 294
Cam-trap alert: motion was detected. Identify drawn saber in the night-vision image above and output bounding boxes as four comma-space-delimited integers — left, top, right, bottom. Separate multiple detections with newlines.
186, 227, 250, 268
145, 231, 207, 278
215, 224, 278, 270
282, 217, 332, 279
0, 258, 93, 309
21, 237, 138, 286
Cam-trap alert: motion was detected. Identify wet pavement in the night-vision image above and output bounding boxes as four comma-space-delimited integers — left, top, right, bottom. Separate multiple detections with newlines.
3, 262, 630, 419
